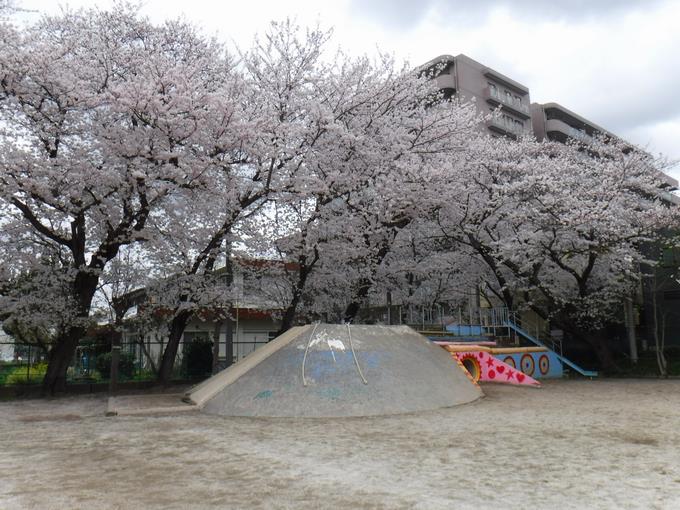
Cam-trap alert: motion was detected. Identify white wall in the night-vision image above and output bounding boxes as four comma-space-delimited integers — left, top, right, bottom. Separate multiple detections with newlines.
0, 323, 15, 361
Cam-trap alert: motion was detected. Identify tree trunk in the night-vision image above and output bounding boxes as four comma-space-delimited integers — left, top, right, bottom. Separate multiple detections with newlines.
624, 297, 638, 364
157, 310, 192, 386
552, 317, 619, 373
42, 270, 99, 394
532, 307, 619, 373
582, 332, 618, 373
277, 267, 311, 335
343, 278, 372, 323
42, 326, 84, 395
277, 290, 303, 336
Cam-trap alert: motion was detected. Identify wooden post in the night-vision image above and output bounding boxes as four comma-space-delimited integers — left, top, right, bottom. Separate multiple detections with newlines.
109, 329, 121, 394
386, 291, 392, 325
224, 317, 234, 368
624, 297, 638, 364
212, 320, 222, 374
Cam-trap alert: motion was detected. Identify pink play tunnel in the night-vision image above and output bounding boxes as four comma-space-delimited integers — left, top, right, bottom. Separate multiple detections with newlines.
444, 347, 541, 387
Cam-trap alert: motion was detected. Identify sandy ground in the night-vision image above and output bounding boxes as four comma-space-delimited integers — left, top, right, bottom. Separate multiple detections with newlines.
1, 380, 679, 510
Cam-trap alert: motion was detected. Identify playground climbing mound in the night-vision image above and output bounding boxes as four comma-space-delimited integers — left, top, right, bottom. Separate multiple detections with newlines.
184, 324, 483, 418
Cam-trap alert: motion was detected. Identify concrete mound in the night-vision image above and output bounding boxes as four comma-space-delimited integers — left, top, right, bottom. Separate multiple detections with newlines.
185, 324, 483, 417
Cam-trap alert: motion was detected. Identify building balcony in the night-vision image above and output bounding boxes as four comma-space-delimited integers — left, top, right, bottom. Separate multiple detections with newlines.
657, 172, 679, 191
434, 73, 456, 91
484, 87, 531, 119
659, 189, 680, 205
487, 117, 529, 138
545, 118, 593, 144
482, 69, 530, 95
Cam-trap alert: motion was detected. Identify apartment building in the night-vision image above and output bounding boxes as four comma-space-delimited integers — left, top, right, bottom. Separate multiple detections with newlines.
531, 102, 608, 144
422, 53, 679, 192
531, 101, 679, 191
422, 53, 532, 138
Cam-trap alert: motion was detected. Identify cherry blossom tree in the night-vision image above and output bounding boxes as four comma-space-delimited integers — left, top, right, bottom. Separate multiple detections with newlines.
135, 22, 340, 383
0, 5, 234, 392
253, 52, 481, 330
434, 134, 676, 369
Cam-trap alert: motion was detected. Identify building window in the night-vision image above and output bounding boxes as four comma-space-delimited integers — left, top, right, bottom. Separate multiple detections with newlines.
184, 331, 209, 344
514, 95, 522, 106
488, 82, 498, 98
504, 90, 512, 103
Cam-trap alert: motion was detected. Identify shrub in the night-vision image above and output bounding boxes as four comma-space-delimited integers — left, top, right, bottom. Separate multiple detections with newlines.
95, 352, 136, 379
131, 369, 156, 382
5, 362, 48, 385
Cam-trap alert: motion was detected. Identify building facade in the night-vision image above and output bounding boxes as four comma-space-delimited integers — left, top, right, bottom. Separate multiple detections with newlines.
422, 53, 532, 139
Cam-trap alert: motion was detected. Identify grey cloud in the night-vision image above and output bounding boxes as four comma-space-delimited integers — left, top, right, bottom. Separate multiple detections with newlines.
351, 0, 668, 28
541, 49, 680, 135
348, 0, 439, 29
485, 0, 667, 21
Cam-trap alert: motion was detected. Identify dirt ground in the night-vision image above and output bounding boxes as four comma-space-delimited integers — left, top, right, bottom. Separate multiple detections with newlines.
1, 380, 679, 509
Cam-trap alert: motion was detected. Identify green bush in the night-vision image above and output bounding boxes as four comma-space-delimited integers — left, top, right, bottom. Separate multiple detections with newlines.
131, 369, 156, 382
0, 363, 17, 385
95, 352, 136, 379
184, 338, 213, 379
5, 362, 48, 385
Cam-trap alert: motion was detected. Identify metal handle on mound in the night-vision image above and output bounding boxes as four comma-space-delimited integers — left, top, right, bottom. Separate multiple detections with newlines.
301, 322, 320, 387
347, 324, 368, 385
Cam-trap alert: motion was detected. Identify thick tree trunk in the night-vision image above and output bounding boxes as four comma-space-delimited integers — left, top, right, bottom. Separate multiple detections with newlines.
343, 278, 372, 323
551, 316, 619, 372
277, 290, 303, 336
582, 331, 618, 372
42, 270, 99, 395
42, 326, 84, 395
530, 306, 619, 373
157, 310, 192, 386
277, 266, 312, 336
276, 242, 318, 336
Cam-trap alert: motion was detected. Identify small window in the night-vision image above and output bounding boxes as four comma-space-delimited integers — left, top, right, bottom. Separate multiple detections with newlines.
488, 82, 498, 98
514, 95, 522, 105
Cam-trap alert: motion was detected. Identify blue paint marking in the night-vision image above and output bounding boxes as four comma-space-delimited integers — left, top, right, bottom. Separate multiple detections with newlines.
254, 390, 273, 399
306, 351, 386, 379
316, 387, 341, 400
361, 352, 383, 369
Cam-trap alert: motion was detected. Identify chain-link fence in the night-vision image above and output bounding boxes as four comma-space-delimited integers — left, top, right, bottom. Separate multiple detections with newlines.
0, 336, 233, 388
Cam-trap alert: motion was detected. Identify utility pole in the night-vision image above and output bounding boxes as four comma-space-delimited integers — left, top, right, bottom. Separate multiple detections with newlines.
624, 296, 638, 364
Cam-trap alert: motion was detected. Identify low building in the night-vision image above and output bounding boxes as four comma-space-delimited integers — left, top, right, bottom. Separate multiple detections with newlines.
0, 322, 15, 362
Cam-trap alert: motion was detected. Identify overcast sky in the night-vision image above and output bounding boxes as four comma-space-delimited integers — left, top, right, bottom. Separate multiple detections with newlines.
18, 0, 680, 178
